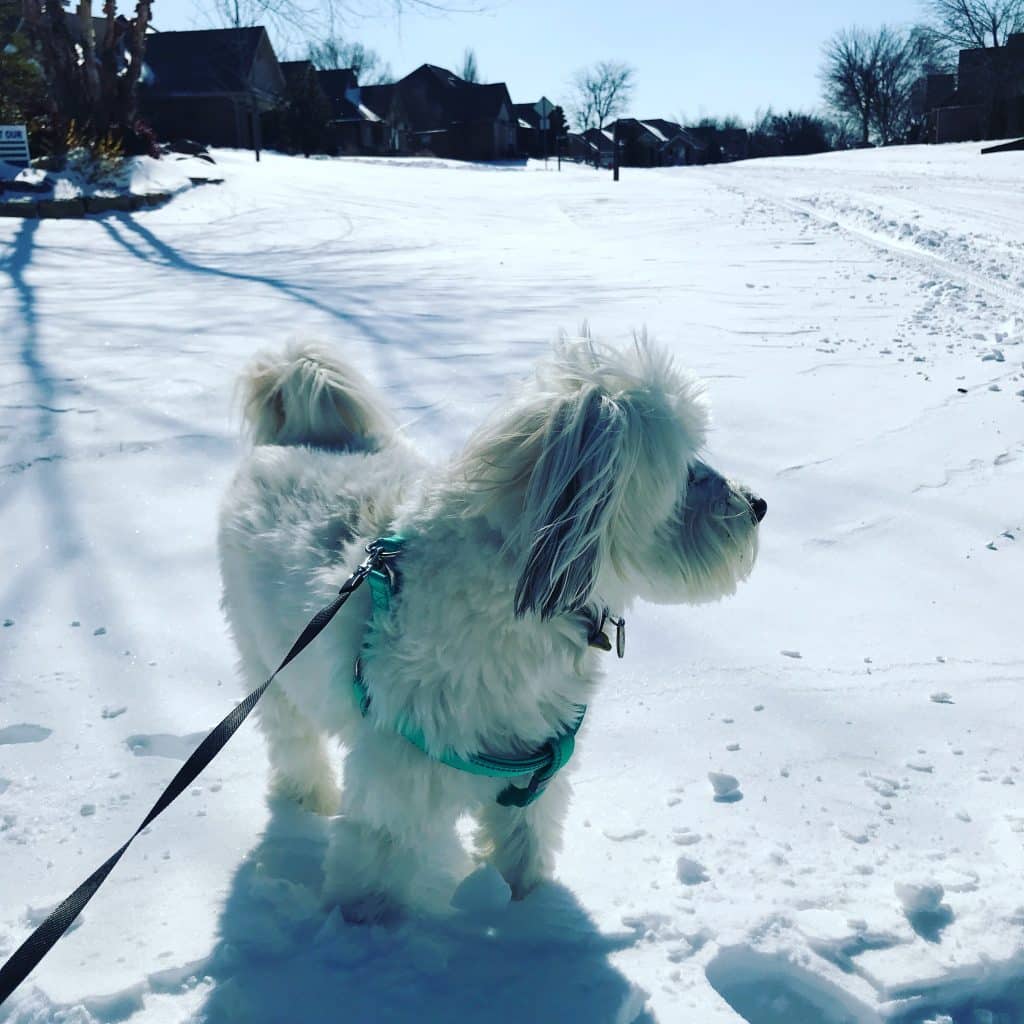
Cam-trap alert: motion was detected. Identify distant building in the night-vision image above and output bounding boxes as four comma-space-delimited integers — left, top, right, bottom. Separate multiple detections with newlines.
581, 126, 615, 167
684, 125, 749, 163
920, 34, 1024, 143
910, 73, 957, 141
610, 118, 703, 166
393, 64, 517, 160
512, 98, 564, 158
317, 67, 390, 154
361, 84, 410, 153
141, 27, 285, 149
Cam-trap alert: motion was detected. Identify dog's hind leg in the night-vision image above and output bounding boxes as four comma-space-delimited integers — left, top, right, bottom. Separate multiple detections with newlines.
474, 772, 571, 899
254, 680, 341, 815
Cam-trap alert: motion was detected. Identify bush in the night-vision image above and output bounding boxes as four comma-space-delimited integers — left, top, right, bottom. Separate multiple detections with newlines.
63, 122, 126, 185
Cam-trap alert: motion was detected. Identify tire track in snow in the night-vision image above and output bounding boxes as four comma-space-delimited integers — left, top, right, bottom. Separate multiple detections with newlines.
721, 181, 1024, 313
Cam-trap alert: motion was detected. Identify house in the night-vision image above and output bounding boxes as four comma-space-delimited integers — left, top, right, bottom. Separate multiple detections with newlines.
361, 84, 410, 153
392, 64, 517, 160
317, 67, 389, 154
581, 126, 615, 167
610, 118, 703, 166
951, 32, 1024, 140
683, 125, 749, 162
910, 73, 957, 141
140, 27, 285, 149
641, 119, 705, 163
512, 98, 564, 158
922, 34, 1024, 142
563, 131, 598, 164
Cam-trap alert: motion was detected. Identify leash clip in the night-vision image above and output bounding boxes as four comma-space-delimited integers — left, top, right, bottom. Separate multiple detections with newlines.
609, 615, 626, 658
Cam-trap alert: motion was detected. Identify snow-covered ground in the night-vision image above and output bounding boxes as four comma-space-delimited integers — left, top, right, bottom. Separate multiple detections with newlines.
1, 142, 1023, 1023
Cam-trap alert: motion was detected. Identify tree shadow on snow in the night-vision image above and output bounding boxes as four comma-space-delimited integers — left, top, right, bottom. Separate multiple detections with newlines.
198, 800, 653, 1024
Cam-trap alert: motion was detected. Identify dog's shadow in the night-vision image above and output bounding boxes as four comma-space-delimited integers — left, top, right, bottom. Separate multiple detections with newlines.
199, 801, 653, 1024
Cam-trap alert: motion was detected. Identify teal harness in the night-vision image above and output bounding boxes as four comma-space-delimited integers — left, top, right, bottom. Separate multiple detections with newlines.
352, 536, 588, 807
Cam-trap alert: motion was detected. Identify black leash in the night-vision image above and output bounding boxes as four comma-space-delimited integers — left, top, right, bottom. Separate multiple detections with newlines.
0, 542, 396, 1008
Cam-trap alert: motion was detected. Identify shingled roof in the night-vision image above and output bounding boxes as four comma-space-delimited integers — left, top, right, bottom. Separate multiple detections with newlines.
144, 27, 271, 96
398, 64, 513, 130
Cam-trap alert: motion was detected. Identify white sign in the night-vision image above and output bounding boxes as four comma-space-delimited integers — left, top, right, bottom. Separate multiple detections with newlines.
0, 124, 30, 167
534, 97, 554, 132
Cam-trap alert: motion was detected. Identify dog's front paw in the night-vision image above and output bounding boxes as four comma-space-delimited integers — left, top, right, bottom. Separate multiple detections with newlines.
506, 867, 547, 902
322, 887, 403, 925
270, 772, 341, 816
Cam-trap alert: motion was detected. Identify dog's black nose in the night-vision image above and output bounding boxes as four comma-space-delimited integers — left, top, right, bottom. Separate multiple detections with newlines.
749, 496, 767, 522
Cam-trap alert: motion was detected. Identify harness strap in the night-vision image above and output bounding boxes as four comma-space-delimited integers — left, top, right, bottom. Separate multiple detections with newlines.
354, 537, 587, 807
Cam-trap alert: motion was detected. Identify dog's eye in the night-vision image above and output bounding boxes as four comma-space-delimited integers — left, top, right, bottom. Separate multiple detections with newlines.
687, 463, 709, 485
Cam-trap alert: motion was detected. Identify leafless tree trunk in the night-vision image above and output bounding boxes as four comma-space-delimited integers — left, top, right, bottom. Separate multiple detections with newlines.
924, 0, 1024, 48
19, 0, 153, 145
568, 60, 635, 132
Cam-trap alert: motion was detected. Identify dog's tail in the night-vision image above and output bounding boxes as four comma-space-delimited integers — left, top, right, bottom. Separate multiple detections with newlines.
237, 341, 395, 451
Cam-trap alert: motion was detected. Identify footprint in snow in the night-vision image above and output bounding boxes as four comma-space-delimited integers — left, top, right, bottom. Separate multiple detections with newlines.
895, 881, 954, 943
602, 827, 647, 842
125, 732, 207, 760
676, 856, 709, 885
0, 723, 52, 745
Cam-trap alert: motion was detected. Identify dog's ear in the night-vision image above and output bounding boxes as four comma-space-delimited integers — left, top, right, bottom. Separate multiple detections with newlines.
514, 385, 629, 620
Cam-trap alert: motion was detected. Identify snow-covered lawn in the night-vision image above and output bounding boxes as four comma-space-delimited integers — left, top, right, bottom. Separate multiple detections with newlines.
1, 143, 1022, 1023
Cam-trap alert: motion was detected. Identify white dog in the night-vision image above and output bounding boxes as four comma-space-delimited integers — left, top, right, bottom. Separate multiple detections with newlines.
218, 332, 764, 921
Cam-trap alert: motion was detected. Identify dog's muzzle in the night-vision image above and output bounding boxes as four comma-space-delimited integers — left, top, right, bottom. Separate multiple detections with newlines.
687, 463, 767, 524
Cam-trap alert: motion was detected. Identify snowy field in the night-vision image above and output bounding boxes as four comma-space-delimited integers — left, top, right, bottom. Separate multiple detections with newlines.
1, 142, 1023, 1023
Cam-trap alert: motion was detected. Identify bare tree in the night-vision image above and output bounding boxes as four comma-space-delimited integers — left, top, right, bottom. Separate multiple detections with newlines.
307, 36, 392, 83
923, 0, 1024, 48
823, 25, 945, 146
821, 27, 880, 145
568, 59, 635, 131
459, 46, 479, 82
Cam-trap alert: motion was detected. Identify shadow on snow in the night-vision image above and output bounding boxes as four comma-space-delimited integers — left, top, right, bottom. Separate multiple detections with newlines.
197, 800, 652, 1024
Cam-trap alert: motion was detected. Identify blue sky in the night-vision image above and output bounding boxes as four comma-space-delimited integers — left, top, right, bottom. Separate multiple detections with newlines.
155, 0, 926, 123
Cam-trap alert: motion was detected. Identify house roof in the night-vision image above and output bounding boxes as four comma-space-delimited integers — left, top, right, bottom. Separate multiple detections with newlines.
316, 67, 380, 123
144, 27, 269, 96
398, 64, 513, 128
317, 67, 358, 104
361, 84, 396, 119
279, 59, 317, 86
639, 118, 703, 149
513, 103, 540, 128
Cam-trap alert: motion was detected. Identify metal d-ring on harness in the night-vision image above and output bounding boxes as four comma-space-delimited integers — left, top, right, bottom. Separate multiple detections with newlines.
352, 535, 619, 808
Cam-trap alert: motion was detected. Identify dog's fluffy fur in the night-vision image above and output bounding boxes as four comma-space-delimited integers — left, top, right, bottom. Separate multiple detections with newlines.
218, 333, 764, 920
